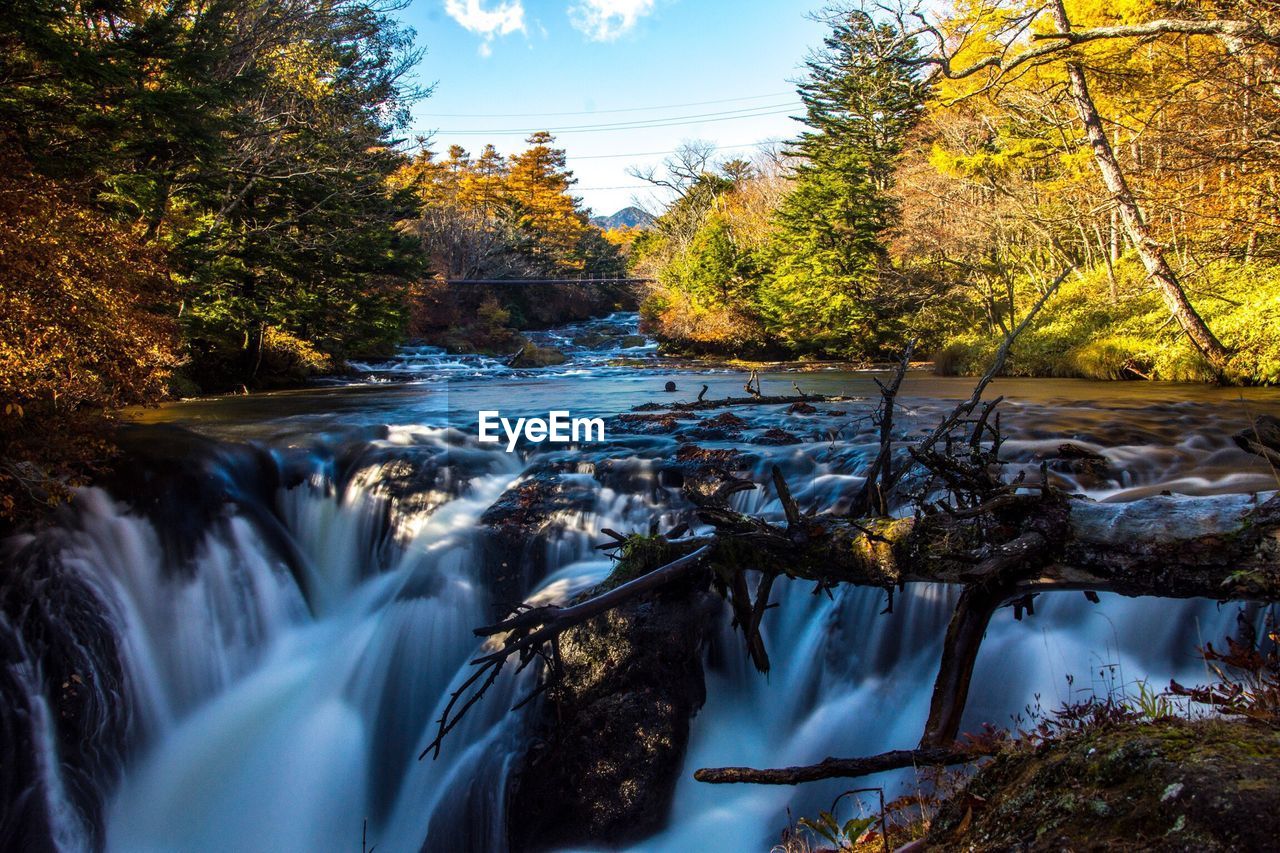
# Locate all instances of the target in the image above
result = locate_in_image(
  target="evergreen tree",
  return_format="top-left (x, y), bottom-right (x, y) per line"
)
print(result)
top-left (764, 8), bottom-right (928, 356)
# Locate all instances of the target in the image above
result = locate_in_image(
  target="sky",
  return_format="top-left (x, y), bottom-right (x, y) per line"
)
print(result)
top-left (394, 0), bottom-right (827, 216)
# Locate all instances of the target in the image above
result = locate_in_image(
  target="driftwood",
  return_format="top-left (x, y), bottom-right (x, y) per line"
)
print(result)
top-left (637, 394), bottom-right (861, 413)
top-left (424, 271), bottom-right (1280, 790)
top-left (693, 746), bottom-right (990, 785)
top-left (1235, 414), bottom-right (1280, 472)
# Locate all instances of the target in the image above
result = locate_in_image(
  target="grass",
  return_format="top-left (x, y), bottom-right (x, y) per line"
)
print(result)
top-left (933, 256), bottom-right (1280, 384)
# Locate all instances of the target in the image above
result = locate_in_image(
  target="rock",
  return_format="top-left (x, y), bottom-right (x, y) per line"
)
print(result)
top-left (0, 541), bottom-right (131, 851)
top-left (1235, 414), bottom-right (1280, 468)
top-left (621, 335), bottom-right (647, 349)
top-left (103, 425), bottom-right (285, 571)
top-left (478, 468), bottom-right (598, 602)
top-left (506, 568), bottom-right (718, 851)
top-left (682, 412), bottom-right (748, 442)
top-left (1038, 442), bottom-right (1119, 489)
top-left (927, 718), bottom-right (1280, 851)
top-left (613, 412), bottom-right (692, 435)
top-left (336, 434), bottom-right (505, 545)
top-left (664, 381), bottom-right (678, 392)
top-left (508, 345), bottom-right (568, 368)
top-left (786, 401), bottom-right (818, 415)
top-left (572, 331), bottom-right (609, 349)
top-left (751, 427), bottom-right (803, 446)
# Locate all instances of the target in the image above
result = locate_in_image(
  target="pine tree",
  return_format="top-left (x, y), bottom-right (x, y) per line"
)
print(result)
top-left (764, 8), bottom-right (928, 356)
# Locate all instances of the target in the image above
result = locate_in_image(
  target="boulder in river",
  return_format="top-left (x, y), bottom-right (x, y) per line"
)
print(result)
top-left (479, 467), bottom-right (598, 602)
top-left (506, 563), bottom-right (718, 851)
top-left (508, 345), bottom-right (568, 368)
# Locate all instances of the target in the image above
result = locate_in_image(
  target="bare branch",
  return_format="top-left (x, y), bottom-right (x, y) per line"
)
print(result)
top-left (694, 745), bottom-right (991, 785)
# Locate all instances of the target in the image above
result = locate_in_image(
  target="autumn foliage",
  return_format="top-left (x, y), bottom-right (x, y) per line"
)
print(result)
top-left (636, 1), bottom-right (1280, 379)
top-left (0, 155), bottom-right (178, 524)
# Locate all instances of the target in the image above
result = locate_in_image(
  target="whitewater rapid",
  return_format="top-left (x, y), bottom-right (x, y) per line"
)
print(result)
top-left (3, 313), bottom-right (1278, 852)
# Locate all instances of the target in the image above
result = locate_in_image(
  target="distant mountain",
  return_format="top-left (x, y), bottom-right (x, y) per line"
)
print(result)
top-left (591, 206), bottom-right (655, 231)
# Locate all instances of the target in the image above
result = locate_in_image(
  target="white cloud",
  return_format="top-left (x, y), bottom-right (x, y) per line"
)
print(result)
top-left (568, 0), bottom-right (656, 41)
top-left (444, 0), bottom-right (525, 53)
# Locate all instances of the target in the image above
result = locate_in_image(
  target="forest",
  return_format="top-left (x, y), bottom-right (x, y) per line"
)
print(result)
top-left (634, 0), bottom-right (1280, 385)
top-left (7, 0), bottom-right (1280, 524)
top-left (0, 0), bottom-right (625, 523)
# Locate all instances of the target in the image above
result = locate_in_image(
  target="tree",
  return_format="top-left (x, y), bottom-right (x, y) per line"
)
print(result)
top-left (0, 155), bottom-right (179, 524)
top-left (762, 7), bottom-right (930, 356)
top-left (396, 133), bottom-right (625, 281)
top-left (887, 0), bottom-right (1274, 370)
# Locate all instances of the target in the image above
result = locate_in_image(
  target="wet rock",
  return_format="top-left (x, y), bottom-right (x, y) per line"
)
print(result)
top-left (0, 541), bottom-right (130, 851)
top-left (102, 425), bottom-right (284, 570)
top-left (1039, 442), bottom-right (1119, 490)
top-left (613, 412), bottom-right (696, 435)
top-left (1234, 414), bottom-right (1280, 467)
top-left (572, 331), bottom-right (609, 349)
top-left (681, 412), bottom-right (748, 442)
top-left (336, 434), bottom-right (504, 544)
top-left (621, 335), bottom-right (648, 349)
top-left (787, 401), bottom-right (818, 415)
top-left (751, 427), bottom-right (803, 446)
top-left (508, 345), bottom-right (568, 368)
top-left (928, 718), bottom-right (1280, 851)
top-left (506, 569), bottom-right (718, 851)
top-left (479, 468), bottom-right (598, 602)
top-left (675, 445), bottom-right (742, 466)
top-left (666, 444), bottom-right (750, 505)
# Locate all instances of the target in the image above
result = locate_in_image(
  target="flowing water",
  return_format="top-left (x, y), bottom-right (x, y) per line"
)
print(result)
top-left (4, 313), bottom-right (1279, 852)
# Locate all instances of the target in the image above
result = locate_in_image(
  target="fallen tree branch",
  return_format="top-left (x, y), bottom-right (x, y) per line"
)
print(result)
top-left (850, 339), bottom-right (915, 517)
top-left (1032, 18), bottom-right (1280, 49)
top-left (693, 745), bottom-right (990, 785)
top-left (635, 394), bottom-right (860, 413)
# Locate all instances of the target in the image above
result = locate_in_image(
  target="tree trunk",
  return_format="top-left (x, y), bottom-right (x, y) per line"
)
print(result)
top-left (1048, 0), bottom-right (1232, 371)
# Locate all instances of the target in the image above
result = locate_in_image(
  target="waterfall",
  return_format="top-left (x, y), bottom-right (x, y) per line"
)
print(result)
top-left (3, 316), bottom-right (1275, 852)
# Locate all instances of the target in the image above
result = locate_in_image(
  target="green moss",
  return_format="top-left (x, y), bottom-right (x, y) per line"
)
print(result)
top-left (597, 534), bottom-right (677, 592)
top-left (928, 718), bottom-right (1280, 850)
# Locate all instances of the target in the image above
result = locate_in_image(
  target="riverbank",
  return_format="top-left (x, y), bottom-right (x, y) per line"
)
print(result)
top-left (636, 259), bottom-right (1280, 387)
top-left (925, 716), bottom-right (1280, 851)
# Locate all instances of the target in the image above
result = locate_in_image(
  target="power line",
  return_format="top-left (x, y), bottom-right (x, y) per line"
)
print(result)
top-left (433, 104), bottom-right (800, 136)
top-left (420, 91), bottom-right (795, 118)
top-left (568, 141), bottom-right (777, 161)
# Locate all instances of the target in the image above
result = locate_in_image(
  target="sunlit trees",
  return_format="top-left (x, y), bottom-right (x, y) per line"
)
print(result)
top-left (637, 8), bottom-right (934, 359)
top-left (398, 133), bottom-right (625, 281)
top-left (634, 0), bottom-right (1279, 379)
top-left (1, 0), bottom-right (423, 389)
top-left (0, 157), bottom-right (179, 524)
top-left (888, 0), bottom-right (1280, 373)
top-left (0, 0), bottom-right (425, 519)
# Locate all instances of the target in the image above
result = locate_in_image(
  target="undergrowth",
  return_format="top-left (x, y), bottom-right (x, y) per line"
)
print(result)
top-left (934, 257), bottom-right (1280, 384)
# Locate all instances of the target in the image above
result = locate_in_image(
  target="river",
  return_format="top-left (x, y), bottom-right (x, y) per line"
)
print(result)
top-left (3, 313), bottom-right (1278, 852)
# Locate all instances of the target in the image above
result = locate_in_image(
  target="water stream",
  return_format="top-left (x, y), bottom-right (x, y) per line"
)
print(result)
top-left (4, 313), bottom-right (1279, 852)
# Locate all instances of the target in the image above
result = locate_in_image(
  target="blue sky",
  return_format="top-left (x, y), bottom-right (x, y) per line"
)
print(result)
top-left (396, 1), bottom-right (826, 215)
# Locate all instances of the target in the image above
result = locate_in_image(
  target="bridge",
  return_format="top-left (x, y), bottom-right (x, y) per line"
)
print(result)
top-left (444, 277), bottom-right (653, 286)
